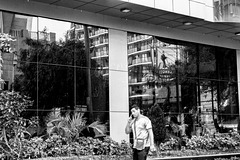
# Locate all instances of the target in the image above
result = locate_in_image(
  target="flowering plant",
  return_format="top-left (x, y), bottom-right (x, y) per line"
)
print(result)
top-left (0, 33), bottom-right (16, 53)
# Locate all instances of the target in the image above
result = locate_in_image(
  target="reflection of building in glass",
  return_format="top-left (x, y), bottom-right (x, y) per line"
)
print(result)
top-left (214, 0), bottom-right (240, 22)
top-left (2, 0), bottom-right (240, 145)
top-left (128, 33), bottom-right (178, 108)
top-left (29, 30), bottom-right (56, 42)
top-left (66, 24), bottom-right (109, 126)
top-left (128, 34), bottom-right (153, 101)
top-left (127, 32), bottom-right (239, 135)
top-left (0, 12), bottom-right (31, 90)
top-left (0, 12), bottom-right (56, 90)
top-left (67, 24), bottom-right (109, 78)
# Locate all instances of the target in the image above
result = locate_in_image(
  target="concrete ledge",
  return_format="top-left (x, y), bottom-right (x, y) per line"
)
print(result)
top-left (26, 155), bottom-right (132, 160)
top-left (152, 152), bottom-right (240, 160)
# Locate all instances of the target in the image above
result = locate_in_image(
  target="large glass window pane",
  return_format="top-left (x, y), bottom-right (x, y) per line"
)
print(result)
top-left (176, 42), bottom-right (198, 138)
top-left (128, 34), bottom-right (178, 113)
top-left (127, 32), bottom-right (239, 140)
top-left (0, 11), bottom-right (110, 137)
top-left (198, 45), bottom-right (218, 135)
top-left (64, 23), bottom-right (109, 125)
top-left (128, 33), bottom-right (182, 142)
top-left (216, 47), bottom-right (238, 132)
top-left (128, 33), bottom-right (153, 111)
top-left (0, 12), bottom-right (38, 91)
top-left (0, 12), bottom-right (39, 120)
top-left (37, 20), bottom-right (110, 129)
top-left (198, 80), bottom-right (218, 135)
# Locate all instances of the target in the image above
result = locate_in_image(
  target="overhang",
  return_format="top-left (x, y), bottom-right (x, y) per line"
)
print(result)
top-left (2, 0), bottom-right (240, 43)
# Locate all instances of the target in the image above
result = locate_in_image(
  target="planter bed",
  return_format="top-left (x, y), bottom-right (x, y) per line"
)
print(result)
top-left (25, 152), bottom-right (240, 160)
top-left (26, 155), bottom-right (132, 160)
top-left (149, 150), bottom-right (240, 160)
top-left (152, 153), bottom-right (240, 160)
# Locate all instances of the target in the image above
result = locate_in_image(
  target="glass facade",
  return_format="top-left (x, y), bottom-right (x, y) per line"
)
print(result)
top-left (128, 32), bottom-right (238, 138)
top-left (0, 11), bottom-right (109, 132)
top-left (0, 8), bottom-right (239, 142)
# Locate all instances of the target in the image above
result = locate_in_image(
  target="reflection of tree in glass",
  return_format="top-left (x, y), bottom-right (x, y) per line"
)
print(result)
top-left (14, 38), bottom-right (108, 126)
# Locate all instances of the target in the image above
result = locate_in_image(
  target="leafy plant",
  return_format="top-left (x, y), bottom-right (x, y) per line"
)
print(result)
top-left (155, 132), bottom-right (240, 158)
top-left (0, 33), bottom-right (16, 53)
top-left (46, 108), bottom-right (107, 139)
top-left (157, 131), bottom-right (240, 153)
top-left (0, 91), bottom-right (33, 159)
top-left (9, 135), bottom-right (132, 159)
top-left (85, 121), bottom-right (107, 138)
top-left (46, 108), bottom-right (86, 139)
top-left (185, 133), bottom-right (240, 150)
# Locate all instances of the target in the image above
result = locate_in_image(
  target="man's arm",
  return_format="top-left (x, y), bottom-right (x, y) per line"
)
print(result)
top-left (148, 128), bottom-right (155, 147)
top-left (147, 125), bottom-right (156, 152)
top-left (125, 117), bottom-right (133, 134)
top-left (125, 122), bottom-right (132, 134)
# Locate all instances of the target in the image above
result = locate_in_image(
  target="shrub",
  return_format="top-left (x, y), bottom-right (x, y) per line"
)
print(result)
top-left (0, 93), bottom-right (131, 159)
top-left (215, 157), bottom-right (240, 160)
top-left (157, 131), bottom-right (240, 153)
top-left (185, 133), bottom-right (240, 150)
top-left (147, 103), bottom-right (166, 145)
top-left (17, 135), bottom-right (132, 159)
top-left (0, 91), bottom-right (33, 159)
top-left (158, 137), bottom-right (179, 151)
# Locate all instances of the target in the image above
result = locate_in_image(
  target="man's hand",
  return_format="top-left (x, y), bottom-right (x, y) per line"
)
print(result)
top-left (125, 115), bottom-right (134, 134)
top-left (127, 115), bottom-right (134, 125)
top-left (150, 145), bottom-right (156, 152)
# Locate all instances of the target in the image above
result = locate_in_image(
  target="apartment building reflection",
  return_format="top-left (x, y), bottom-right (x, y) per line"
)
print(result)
top-left (0, 12), bottom-right (56, 90)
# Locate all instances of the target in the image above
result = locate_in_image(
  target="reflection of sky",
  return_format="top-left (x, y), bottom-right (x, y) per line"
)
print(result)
top-left (32, 17), bottom-right (71, 41)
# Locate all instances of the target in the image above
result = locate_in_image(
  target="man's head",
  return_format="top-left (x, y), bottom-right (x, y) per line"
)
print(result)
top-left (130, 104), bottom-right (141, 118)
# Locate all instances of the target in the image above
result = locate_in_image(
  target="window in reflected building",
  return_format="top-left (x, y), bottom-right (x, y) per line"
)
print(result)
top-left (0, 10), bottom-right (109, 138)
top-left (127, 32), bottom-right (239, 140)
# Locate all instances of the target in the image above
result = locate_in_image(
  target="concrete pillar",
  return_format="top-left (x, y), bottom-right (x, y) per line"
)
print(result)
top-left (108, 29), bottom-right (129, 142)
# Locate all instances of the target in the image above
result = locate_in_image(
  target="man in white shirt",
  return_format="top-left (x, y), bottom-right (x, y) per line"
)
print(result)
top-left (125, 104), bottom-right (156, 160)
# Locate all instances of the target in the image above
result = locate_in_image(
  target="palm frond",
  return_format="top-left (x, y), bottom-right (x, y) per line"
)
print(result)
top-left (70, 112), bottom-right (86, 129)
top-left (89, 121), bottom-right (107, 136)
top-left (46, 108), bottom-right (61, 124)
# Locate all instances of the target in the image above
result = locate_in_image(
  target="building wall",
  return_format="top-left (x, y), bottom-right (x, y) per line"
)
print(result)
top-left (0, 0), bottom-right (238, 50)
top-left (1, 0), bottom-right (240, 142)
top-left (122, 0), bottom-right (214, 21)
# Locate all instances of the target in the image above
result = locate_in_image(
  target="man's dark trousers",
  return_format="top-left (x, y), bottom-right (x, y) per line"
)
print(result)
top-left (133, 147), bottom-right (150, 160)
